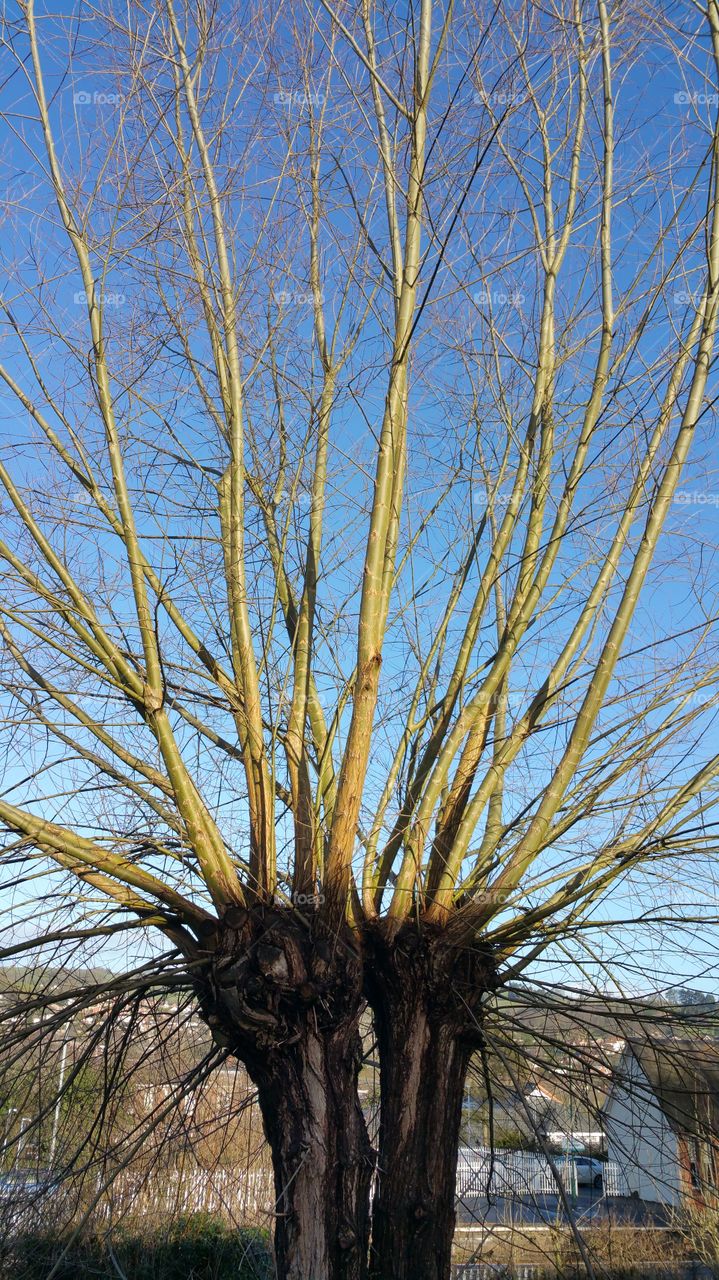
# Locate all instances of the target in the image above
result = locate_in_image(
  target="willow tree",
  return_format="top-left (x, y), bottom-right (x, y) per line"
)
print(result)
top-left (1, 0), bottom-right (719, 1274)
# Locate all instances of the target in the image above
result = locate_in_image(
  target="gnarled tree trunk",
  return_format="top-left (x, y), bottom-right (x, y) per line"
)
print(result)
top-left (364, 922), bottom-right (495, 1280)
top-left (195, 906), bottom-right (374, 1280)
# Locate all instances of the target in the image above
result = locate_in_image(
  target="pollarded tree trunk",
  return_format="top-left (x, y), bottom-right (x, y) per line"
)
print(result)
top-left (364, 922), bottom-right (496, 1280)
top-left (194, 906), bottom-right (374, 1280)
top-left (249, 1017), bottom-right (372, 1280)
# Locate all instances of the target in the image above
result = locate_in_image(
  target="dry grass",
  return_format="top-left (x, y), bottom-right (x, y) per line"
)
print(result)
top-left (453, 1222), bottom-right (696, 1277)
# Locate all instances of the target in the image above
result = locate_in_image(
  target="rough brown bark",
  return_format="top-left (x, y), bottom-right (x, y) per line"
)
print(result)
top-left (364, 921), bottom-right (495, 1280)
top-left (195, 906), bottom-right (373, 1280)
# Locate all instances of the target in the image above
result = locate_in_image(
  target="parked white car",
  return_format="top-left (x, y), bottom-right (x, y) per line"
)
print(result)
top-left (570, 1156), bottom-right (604, 1188)
top-left (551, 1155), bottom-right (605, 1190)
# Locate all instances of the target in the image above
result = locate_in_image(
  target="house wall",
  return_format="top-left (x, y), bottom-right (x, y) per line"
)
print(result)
top-left (603, 1050), bottom-right (682, 1205)
top-left (677, 1131), bottom-right (719, 1209)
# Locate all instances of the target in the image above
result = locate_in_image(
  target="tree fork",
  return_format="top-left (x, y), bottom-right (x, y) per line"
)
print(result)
top-left (195, 906), bottom-right (374, 1280)
top-left (364, 921), bottom-right (496, 1280)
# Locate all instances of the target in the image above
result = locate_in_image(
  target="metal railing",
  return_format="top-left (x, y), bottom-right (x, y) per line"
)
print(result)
top-left (452, 1266), bottom-right (542, 1279)
top-left (456, 1147), bottom-right (625, 1199)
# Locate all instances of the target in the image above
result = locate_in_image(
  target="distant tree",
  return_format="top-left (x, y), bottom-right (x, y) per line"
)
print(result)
top-left (674, 989), bottom-right (718, 1006)
top-left (2, 0), bottom-right (719, 1276)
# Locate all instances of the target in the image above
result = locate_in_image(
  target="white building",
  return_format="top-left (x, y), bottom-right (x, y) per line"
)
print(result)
top-left (603, 1038), bottom-right (719, 1207)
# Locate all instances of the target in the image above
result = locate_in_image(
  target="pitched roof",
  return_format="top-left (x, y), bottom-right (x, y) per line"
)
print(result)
top-left (624, 1038), bottom-right (719, 1140)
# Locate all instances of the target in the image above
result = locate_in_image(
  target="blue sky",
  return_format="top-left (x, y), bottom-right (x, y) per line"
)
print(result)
top-left (1, 0), bottom-right (719, 1000)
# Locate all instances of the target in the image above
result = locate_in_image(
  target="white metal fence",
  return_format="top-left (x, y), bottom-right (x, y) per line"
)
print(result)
top-left (93, 1163), bottom-right (275, 1226)
top-left (92, 1150), bottom-right (630, 1222)
top-left (452, 1269), bottom-right (714, 1280)
top-left (456, 1148), bottom-right (625, 1199)
top-left (457, 1147), bottom-right (574, 1198)
top-left (602, 1160), bottom-right (630, 1196)
top-left (4, 1149), bottom-right (629, 1237)
top-left (452, 1268), bottom-right (542, 1280)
